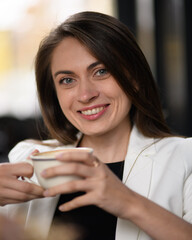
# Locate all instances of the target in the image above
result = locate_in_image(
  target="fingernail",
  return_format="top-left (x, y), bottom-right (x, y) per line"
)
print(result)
top-left (43, 190), bottom-right (49, 197)
top-left (55, 153), bottom-right (64, 159)
top-left (59, 205), bottom-right (65, 211)
top-left (41, 170), bottom-right (47, 177)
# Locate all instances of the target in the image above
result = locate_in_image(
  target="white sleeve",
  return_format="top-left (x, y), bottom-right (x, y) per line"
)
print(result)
top-left (0, 140), bottom-right (58, 218)
top-left (183, 173), bottom-right (192, 223)
top-left (8, 140), bottom-right (57, 164)
top-left (182, 138), bottom-right (192, 223)
top-left (8, 140), bottom-right (59, 184)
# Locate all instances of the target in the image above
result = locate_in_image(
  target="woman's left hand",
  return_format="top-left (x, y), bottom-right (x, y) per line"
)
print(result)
top-left (41, 150), bottom-right (192, 240)
top-left (42, 150), bottom-right (133, 218)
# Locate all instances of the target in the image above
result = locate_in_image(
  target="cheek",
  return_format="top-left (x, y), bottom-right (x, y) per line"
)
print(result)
top-left (119, 94), bottom-right (132, 114)
top-left (56, 92), bottom-right (77, 122)
top-left (56, 91), bottom-right (69, 113)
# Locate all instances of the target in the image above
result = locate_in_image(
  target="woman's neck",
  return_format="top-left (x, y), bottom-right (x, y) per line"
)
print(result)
top-left (79, 122), bottom-right (132, 163)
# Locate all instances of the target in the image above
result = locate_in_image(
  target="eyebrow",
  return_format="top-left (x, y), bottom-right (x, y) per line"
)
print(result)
top-left (53, 61), bottom-right (101, 78)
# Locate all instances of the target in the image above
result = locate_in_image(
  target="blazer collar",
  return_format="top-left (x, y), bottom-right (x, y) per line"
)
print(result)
top-left (122, 125), bottom-right (158, 186)
top-left (116, 126), bottom-right (159, 240)
top-left (126, 125), bottom-right (157, 157)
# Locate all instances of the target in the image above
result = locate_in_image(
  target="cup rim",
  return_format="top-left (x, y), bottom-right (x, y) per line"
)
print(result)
top-left (30, 147), bottom-right (93, 161)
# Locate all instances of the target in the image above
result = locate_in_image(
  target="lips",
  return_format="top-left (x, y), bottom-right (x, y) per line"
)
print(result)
top-left (81, 106), bottom-right (105, 115)
top-left (77, 104), bottom-right (109, 118)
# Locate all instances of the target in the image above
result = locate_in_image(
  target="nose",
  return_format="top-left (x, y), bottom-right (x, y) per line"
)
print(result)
top-left (77, 80), bottom-right (100, 103)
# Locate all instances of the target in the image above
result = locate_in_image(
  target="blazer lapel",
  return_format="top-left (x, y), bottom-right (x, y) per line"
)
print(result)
top-left (123, 125), bottom-right (157, 195)
top-left (116, 126), bottom-right (157, 240)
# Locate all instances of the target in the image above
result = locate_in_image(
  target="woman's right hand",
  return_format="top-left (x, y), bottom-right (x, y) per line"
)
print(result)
top-left (0, 162), bottom-right (44, 206)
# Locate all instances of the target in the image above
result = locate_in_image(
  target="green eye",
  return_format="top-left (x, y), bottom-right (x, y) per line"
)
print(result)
top-left (96, 69), bottom-right (108, 76)
top-left (60, 78), bottom-right (74, 85)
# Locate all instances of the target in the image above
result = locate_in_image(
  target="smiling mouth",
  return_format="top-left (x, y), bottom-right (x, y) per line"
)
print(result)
top-left (78, 105), bottom-right (109, 116)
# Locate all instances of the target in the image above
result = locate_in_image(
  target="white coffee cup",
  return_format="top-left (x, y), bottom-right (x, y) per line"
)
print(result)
top-left (29, 147), bottom-right (93, 189)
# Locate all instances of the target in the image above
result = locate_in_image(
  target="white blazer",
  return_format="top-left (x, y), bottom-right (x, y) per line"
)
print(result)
top-left (1, 126), bottom-right (192, 240)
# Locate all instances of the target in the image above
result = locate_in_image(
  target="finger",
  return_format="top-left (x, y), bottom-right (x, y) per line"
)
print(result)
top-left (58, 193), bottom-right (94, 212)
top-left (43, 178), bottom-right (91, 197)
top-left (0, 162), bottom-right (34, 178)
top-left (56, 151), bottom-right (96, 167)
top-left (0, 197), bottom-right (24, 206)
top-left (0, 187), bottom-right (43, 205)
top-left (1, 177), bottom-right (44, 197)
top-left (41, 162), bottom-right (96, 179)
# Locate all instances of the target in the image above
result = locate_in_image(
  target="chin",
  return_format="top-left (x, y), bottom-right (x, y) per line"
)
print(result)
top-left (81, 128), bottom-right (111, 137)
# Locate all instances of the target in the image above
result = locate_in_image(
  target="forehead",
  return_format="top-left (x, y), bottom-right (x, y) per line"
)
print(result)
top-left (51, 37), bottom-right (96, 62)
top-left (51, 37), bottom-right (98, 72)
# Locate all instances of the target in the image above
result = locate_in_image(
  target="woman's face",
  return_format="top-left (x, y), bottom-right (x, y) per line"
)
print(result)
top-left (51, 37), bottom-right (132, 137)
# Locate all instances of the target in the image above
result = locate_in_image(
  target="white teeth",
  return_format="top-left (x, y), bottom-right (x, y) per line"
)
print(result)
top-left (81, 107), bottom-right (104, 115)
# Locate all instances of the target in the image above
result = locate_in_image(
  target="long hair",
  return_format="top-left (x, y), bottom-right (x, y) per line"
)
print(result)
top-left (35, 11), bottom-right (171, 144)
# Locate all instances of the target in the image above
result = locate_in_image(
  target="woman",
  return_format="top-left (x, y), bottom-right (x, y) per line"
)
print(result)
top-left (0, 11), bottom-right (192, 240)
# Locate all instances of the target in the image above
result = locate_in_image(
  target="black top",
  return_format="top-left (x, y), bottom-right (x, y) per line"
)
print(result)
top-left (51, 161), bottom-right (124, 240)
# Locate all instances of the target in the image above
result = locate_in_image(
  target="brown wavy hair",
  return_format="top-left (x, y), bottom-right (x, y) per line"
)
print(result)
top-left (35, 11), bottom-right (171, 144)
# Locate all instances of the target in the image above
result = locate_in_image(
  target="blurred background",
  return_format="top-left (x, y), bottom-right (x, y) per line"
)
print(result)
top-left (0, 0), bottom-right (191, 162)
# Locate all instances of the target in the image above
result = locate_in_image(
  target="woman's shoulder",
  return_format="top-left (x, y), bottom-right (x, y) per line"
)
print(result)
top-left (155, 135), bottom-right (192, 152)
top-left (154, 135), bottom-right (192, 161)
top-left (154, 136), bottom-right (192, 177)
top-left (8, 139), bottom-right (74, 164)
